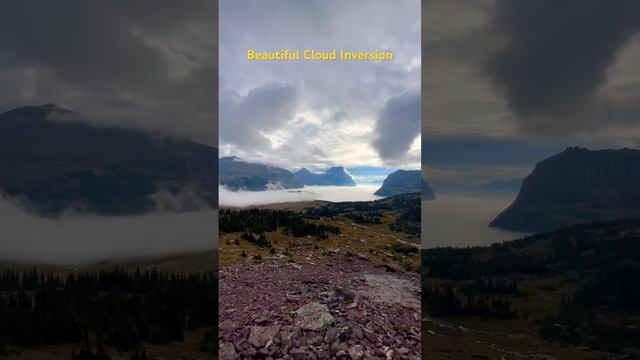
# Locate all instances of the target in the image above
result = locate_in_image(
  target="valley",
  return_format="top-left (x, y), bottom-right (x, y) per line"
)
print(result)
top-left (218, 193), bottom-right (421, 359)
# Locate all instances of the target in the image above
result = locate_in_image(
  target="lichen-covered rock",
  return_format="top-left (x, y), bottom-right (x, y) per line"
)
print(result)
top-left (348, 344), bottom-right (364, 359)
top-left (295, 302), bottom-right (335, 331)
top-left (247, 325), bottom-right (281, 348)
top-left (219, 342), bottom-right (239, 360)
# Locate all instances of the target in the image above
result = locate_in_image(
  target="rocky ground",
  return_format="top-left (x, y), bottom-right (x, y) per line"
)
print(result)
top-left (218, 254), bottom-right (421, 359)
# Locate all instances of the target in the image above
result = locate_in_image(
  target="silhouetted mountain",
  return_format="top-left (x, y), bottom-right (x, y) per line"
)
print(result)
top-left (219, 157), bottom-right (302, 191)
top-left (491, 147), bottom-right (640, 232)
top-left (422, 177), bottom-right (436, 201)
top-left (374, 170), bottom-right (430, 198)
top-left (0, 104), bottom-right (218, 216)
top-left (294, 166), bottom-right (356, 186)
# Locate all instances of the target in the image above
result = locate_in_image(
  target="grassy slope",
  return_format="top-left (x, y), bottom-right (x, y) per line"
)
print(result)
top-left (423, 219), bottom-right (640, 359)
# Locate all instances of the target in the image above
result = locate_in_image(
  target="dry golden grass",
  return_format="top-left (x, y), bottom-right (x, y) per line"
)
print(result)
top-left (219, 213), bottom-right (420, 271)
top-left (423, 275), bottom-right (608, 360)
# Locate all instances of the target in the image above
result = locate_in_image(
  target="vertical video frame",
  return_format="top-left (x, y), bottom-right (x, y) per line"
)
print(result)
top-left (218, 1), bottom-right (422, 359)
top-left (422, 1), bottom-right (640, 359)
top-left (0, 1), bottom-right (218, 359)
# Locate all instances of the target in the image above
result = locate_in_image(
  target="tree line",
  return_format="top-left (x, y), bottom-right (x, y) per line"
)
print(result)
top-left (0, 268), bottom-right (216, 358)
top-left (220, 208), bottom-right (340, 238)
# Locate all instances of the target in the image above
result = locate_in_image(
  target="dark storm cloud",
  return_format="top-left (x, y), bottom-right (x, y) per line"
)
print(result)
top-left (373, 91), bottom-right (421, 164)
top-left (0, 0), bottom-right (217, 144)
top-left (484, 0), bottom-right (640, 135)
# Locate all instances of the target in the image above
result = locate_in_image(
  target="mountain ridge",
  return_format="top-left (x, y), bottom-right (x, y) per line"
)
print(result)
top-left (374, 169), bottom-right (434, 199)
top-left (0, 104), bottom-right (218, 216)
top-left (219, 156), bottom-right (303, 191)
top-left (490, 147), bottom-right (640, 232)
top-left (294, 166), bottom-right (356, 186)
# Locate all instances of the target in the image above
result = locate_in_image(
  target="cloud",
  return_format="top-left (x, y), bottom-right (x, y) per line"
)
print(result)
top-left (219, 185), bottom-right (381, 207)
top-left (373, 91), bottom-right (421, 163)
top-left (422, 0), bottom-right (640, 146)
top-left (219, 0), bottom-right (420, 168)
top-left (0, 196), bottom-right (217, 265)
top-left (220, 82), bottom-right (299, 150)
top-left (0, 0), bottom-right (217, 144)
top-left (484, 0), bottom-right (640, 135)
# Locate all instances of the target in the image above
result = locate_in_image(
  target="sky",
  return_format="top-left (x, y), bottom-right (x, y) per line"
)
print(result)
top-left (423, 0), bottom-right (640, 196)
top-left (0, 0), bottom-right (217, 145)
top-left (219, 0), bottom-right (421, 171)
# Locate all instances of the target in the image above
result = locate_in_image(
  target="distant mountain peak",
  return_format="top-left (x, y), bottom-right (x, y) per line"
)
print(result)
top-left (294, 165), bottom-right (356, 186)
top-left (0, 104), bottom-right (218, 216)
top-left (220, 156), bottom-right (244, 162)
top-left (374, 169), bottom-right (425, 197)
top-left (1, 103), bottom-right (75, 120)
top-left (219, 157), bottom-right (302, 191)
top-left (491, 147), bottom-right (640, 233)
top-left (326, 166), bottom-right (349, 174)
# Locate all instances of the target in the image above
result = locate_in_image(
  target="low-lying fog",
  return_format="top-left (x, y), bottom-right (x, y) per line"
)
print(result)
top-left (219, 185), bottom-right (382, 207)
top-left (0, 197), bottom-right (217, 266)
top-left (422, 194), bottom-right (530, 248)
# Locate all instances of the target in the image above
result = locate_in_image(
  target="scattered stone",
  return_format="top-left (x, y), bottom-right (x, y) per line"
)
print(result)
top-left (355, 253), bottom-right (369, 261)
top-left (324, 326), bottom-right (344, 343)
top-left (219, 319), bottom-right (236, 331)
top-left (219, 254), bottom-right (421, 359)
top-left (335, 286), bottom-right (356, 302)
top-left (248, 325), bottom-right (281, 348)
top-left (384, 263), bottom-right (404, 273)
top-left (295, 302), bottom-right (335, 331)
top-left (351, 324), bottom-right (363, 340)
top-left (348, 344), bottom-right (364, 359)
top-left (219, 342), bottom-right (239, 360)
top-left (290, 346), bottom-right (310, 360)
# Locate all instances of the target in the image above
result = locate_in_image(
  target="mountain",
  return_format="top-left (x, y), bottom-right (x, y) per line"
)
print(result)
top-left (219, 156), bottom-right (302, 191)
top-left (294, 166), bottom-right (356, 186)
top-left (422, 177), bottom-right (436, 201)
top-left (490, 147), bottom-right (640, 232)
top-left (0, 104), bottom-right (218, 216)
top-left (374, 170), bottom-right (430, 198)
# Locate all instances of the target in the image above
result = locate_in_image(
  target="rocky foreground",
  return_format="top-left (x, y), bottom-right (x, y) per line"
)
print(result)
top-left (218, 254), bottom-right (421, 359)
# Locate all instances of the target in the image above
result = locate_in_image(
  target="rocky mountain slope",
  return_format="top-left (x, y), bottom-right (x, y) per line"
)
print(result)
top-left (422, 177), bottom-right (436, 201)
top-left (491, 147), bottom-right (640, 232)
top-left (374, 170), bottom-right (433, 200)
top-left (294, 166), bottom-right (356, 186)
top-left (0, 103), bottom-right (218, 216)
top-left (219, 156), bottom-right (303, 191)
